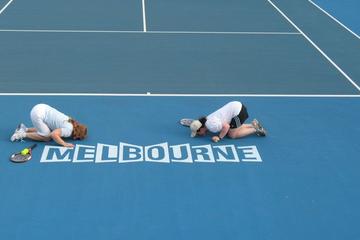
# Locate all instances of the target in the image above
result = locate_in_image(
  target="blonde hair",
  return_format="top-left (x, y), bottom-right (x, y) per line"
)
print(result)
top-left (69, 119), bottom-right (88, 140)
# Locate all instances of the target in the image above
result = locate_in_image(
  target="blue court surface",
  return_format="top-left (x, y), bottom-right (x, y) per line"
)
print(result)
top-left (1, 0), bottom-right (360, 239)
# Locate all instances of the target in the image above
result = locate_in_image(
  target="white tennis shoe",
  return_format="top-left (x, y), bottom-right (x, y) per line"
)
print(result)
top-left (19, 123), bottom-right (27, 131)
top-left (252, 119), bottom-right (267, 137)
top-left (10, 124), bottom-right (27, 142)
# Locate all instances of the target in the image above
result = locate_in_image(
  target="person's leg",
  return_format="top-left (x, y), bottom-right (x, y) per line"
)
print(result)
top-left (228, 105), bottom-right (267, 139)
top-left (26, 128), bottom-right (37, 132)
top-left (25, 132), bottom-right (51, 141)
top-left (227, 124), bottom-right (256, 138)
top-left (11, 104), bottom-right (52, 142)
top-left (29, 106), bottom-right (51, 141)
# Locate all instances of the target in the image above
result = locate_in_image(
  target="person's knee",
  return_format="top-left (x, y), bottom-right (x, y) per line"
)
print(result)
top-left (39, 136), bottom-right (51, 142)
top-left (43, 136), bottom-right (52, 141)
top-left (26, 132), bottom-right (51, 142)
top-left (227, 132), bottom-right (236, 139)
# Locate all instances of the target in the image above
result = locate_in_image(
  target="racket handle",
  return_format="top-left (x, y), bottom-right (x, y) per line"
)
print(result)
top-left (28, 144), bottom-right (37, 150)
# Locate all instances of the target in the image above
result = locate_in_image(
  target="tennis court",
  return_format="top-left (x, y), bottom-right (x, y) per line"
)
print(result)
top-left (0, 0), bottom-right (359, 239)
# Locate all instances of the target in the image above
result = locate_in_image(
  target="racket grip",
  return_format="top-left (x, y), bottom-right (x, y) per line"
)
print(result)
top-left (28, 144), bottom-right (37, 150)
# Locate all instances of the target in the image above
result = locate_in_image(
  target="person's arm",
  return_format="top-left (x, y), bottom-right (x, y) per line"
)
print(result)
top-left (51, 129), bottom-right (74, 148)
top-left (212, 123), bottom-right (230, 142)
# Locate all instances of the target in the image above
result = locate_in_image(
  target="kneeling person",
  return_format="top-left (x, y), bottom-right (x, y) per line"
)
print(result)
top-left (11, 103), bottom-right (87, 148)
top-left (190, 101), bottom-right (266, 142)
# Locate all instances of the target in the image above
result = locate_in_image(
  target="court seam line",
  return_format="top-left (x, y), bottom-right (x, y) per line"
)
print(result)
top-left (308, 0), bottom-right (360, 40)
top-left (0, 0), bottom-right (14, 15)
top-left (142, 0), bottom-right (147, 32)
top-left (0, 93), bottom-right (359, 98)
top-left (267, 0), bottom-right (360, 92)
top-left (0, 29), bottom-right (301, 35)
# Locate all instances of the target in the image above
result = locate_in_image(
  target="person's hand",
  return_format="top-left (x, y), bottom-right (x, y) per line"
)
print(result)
top-left (63, 143), bottom-right (75, 148)
top-left (212, 136), bottom-right (220, 143)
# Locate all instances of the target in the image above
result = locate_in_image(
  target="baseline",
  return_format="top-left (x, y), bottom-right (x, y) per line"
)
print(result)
top-left (0, 93), bottom-right (359, 98)
top-left (0, 29), bottom-right (300, 35)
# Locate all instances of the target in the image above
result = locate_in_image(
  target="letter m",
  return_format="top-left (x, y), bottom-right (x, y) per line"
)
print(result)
top-left (40, 145), bottom-right (73, 163)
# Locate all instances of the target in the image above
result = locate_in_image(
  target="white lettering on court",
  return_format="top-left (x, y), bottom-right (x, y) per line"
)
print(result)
top-left (40, 142), bottom-right (264, 164)
top-left (238, 146), bottom-right (262, 162)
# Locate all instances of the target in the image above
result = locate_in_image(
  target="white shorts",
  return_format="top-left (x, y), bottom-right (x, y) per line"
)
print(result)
top-left (30, 104), bottom-right (51, 137)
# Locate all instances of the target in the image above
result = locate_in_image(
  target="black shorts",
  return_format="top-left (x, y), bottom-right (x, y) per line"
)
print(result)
top-left (229, 105), bottom-right (249, 129)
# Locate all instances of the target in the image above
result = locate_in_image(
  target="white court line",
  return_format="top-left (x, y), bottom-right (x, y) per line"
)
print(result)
top-left (267, 0), bottom-right (360, 93)
top-left (0, 0), bottom-right (14, 15)
top-left (0, 29), bottom-right (301, 35)
top-left (0, 93), bottom-right (359, 98)
top-left (142, 0), bottom-right (147, 32)
top-left (148, 31), bottom-right (301, 35)
top-left (308, 0), bottom-right (360, 40)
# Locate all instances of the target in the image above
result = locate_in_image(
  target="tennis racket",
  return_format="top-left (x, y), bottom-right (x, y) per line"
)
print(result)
top-left (179, 118), bottom-right (194, 127)
top-left (10, 144), bottom-right (37, 163)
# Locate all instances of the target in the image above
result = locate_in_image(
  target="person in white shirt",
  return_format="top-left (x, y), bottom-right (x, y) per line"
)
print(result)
top-left (190, 101), bottom-right (266, 142)
top-left (10, 103), bottom-right (87, 148)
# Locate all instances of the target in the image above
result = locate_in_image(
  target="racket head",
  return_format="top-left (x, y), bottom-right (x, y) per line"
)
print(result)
top-left (10, 143), bottom-right (37, 163)
top-left (10, 153), bottom-right (32, 163)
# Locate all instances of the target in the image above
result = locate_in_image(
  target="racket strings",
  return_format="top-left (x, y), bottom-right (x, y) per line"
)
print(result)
top-left (11, 153), bottom-right (31, 163)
